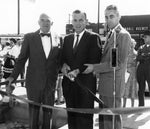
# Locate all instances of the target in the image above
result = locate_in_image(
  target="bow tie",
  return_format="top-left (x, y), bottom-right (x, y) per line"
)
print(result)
top-left (40, 33), bottom-right (51, 37)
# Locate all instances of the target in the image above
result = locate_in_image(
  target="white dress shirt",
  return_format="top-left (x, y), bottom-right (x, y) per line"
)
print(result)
top-left (40, 31), bottom-right (51, 58)
top-left (73, 30), bottom-right (85, 48)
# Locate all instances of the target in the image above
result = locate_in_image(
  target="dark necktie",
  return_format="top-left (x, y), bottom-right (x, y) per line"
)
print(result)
top-left (103, 31), bottom-right (112, 53)
top-left (40, 33), bottom-right (51, 37)
top-left (108, 31), bottom-right (112, 39)
top-left (73, 34), bottom-right (79, 53)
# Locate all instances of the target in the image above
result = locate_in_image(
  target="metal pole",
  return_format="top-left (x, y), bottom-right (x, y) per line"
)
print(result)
top-left (17, 0), bottom-right (20, 35)
top-left (112, 30), bottom-right (117, 129)
top-left (98, 2), bottom-right (103, 129)
top-left (97, 0), bottom-right (100, 34)
top-left (112, 68), bottom-right (116, 129)
top-left (68, 14), bottom-right (71, 24)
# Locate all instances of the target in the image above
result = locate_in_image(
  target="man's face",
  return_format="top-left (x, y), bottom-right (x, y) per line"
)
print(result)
top-left (72, 13), bottom-right (87, 34)
top-left (38, 14), bottom-right (52, 33)
top-left (105, 9), bottom-right (120, 30)
top-left (143, 35), bottom-right (150, 44)
top-left (9, 40), bottom-right (15, 47)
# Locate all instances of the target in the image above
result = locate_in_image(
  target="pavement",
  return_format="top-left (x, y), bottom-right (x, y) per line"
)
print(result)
top-left (60, 97), bottom-right (150, 129)
top-left (0, 86), bottom-right (150, 129)
top-left (59, 95), bottom-right (150, 129)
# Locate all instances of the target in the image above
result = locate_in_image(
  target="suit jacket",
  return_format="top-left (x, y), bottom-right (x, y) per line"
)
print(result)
top-left (10, 30), bottom-right (61, 100)
top-left (94, 24), bottom-right (132, 97)
top-left (62, 30), bottom-right (102, 92)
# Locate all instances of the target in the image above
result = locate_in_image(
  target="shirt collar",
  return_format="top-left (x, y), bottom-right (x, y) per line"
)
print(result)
top-left (111, 24), bottom-right (120, 33)
top-left (74, 29), bottom-right (85, 38)
top-left (39, 30), bottom-right (51, 34)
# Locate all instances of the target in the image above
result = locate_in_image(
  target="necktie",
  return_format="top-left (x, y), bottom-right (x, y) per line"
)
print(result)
top-left (40, 33), bottom-right (51, 37)
top-left (73, 34), bottom-right (79, 53)
top-left (107, 31), bottom-right (112, 39)
top-left (103, 31), bottom-right (112, 50)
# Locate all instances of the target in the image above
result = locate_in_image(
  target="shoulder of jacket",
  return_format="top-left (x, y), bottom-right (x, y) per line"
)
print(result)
top-left (117, 28), bottom-right (131, 40)
top-left (64, 33), bottom-right (74, 38)
top-left (84, 30), bottom-right (100, 38)
top-left (24, 32), bottom-right (35, 37)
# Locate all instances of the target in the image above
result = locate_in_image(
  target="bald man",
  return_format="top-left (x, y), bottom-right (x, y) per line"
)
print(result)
top-left (6, 13), bottom-right (61, 129)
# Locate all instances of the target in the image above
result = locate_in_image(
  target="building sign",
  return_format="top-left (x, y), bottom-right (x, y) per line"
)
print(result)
top-left (124, 26), bottom-right (149, 34)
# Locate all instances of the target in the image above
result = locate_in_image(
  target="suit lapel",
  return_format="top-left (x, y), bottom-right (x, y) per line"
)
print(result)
top-left (69, 34), bottom-right (74, 54)
top-left (47, 32), bottom-right (61, 60)
top-left (77, 31), bottom-right (87, 47)
top-left (103, 34), bottom-right (114, 54)
top-left (35, 31), bottom-right (47, 59)
top-left (73, 31), bottom-right (87, 55)
top-left (47, 35), bottom-right (53, 59)
top-left (48, 32), bottom-right (60, 58)
top-left (103, 25), bottom-right (122, 54)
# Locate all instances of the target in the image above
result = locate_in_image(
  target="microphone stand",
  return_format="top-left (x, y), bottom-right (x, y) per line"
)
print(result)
top-left (111, 30), bottom-right (118, 129)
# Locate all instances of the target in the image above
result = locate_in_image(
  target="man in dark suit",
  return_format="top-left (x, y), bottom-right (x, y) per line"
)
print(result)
top-left (84, 5), bottom-right (132, 129)
top-left (6, 13), bottom-right (61, 129)
top-left (61, 10), bottom-right (102, 129)
top-left (136, 30), bottom-right (150, 106)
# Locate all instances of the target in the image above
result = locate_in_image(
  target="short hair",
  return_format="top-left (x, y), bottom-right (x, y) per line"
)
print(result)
top-left (72, 10), bottom-right (87, 19)
top-left (39, 13), bottom-right (53, 23)
top-left (10, 38), bottom-right (16, 44)
top-left (105, 5), bottom-right (120, 16)
top-left (143, 30), bottom-right (150, 36)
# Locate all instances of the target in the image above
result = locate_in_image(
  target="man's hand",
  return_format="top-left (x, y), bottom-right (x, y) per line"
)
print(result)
top-left (83, 64), bottom-right (94, 74)
top-left (5, 77), bottom-right (14, 94)
top-left (67, 69), bottom-right (80, 81)
top-left (61, 63), bottom-right (71, 76)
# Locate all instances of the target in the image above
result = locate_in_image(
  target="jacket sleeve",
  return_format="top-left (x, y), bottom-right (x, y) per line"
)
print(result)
top-left (79, 34), bottom-right (102, 73)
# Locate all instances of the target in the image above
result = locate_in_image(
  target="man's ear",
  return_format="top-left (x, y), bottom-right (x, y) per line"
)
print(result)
top-left (86, 19), bottom-right (89, 25)
top-left (51, 22), bottom-right (53, 26)
top-left (38, 20), bottom-right (40, 26)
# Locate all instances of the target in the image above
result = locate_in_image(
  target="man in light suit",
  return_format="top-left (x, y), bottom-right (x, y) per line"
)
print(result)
top-left (84, 5), bottom-right (132, 129)
top-left (61, 10), bottom-right (102, 129)
top-left (6, 13), bottom-right (61, 129)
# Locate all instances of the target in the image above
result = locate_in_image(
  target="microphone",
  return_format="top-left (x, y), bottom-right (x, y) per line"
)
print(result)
top-left (110, 47), bottom-right (118, 68)
top-left (110, 29), bottom-right (118, 68)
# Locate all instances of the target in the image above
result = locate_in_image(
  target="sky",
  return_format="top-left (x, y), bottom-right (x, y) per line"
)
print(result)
top-left (0, 0), bottom-right (150, 35)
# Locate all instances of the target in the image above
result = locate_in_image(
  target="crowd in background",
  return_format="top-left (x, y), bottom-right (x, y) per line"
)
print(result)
top-left (0, 38), bottom-right (23, 81)
top-left (0, 38), bottom-right (24, 103)
top-left (123, 30), bottom-right (150, 108)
